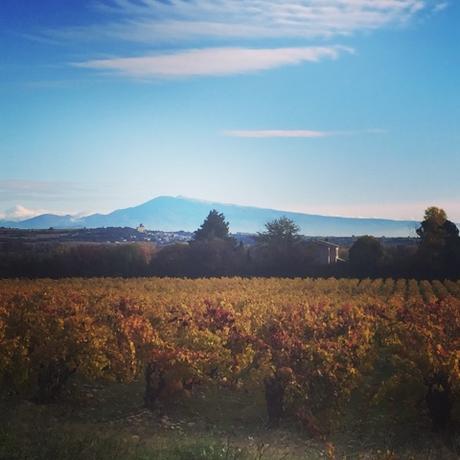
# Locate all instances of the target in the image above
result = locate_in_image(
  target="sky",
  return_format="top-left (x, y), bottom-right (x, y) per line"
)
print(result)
top-left (1, 0), bottom-right (459, 222)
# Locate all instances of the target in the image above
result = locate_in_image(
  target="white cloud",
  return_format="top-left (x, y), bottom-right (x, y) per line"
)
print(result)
top-left (36, 0), bottom-right (448, 45)
top-left (74, 46), bottom-right (351, 78)
top-left (225, 130), bottom-right (331, 138)
top-left (224, 128), bottom-right (386, 138)
top-left (433, 2), bottom-right (449, 12)
top-left (38, 1), bottom-right (447, 80)
top-left (54, 0), bottom-right (446, 43)
top-left (0, 205), bottom-right (49, 222)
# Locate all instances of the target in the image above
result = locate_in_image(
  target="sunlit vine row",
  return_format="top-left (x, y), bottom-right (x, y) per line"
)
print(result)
top-left (0, 277), bottom-right (459, 434)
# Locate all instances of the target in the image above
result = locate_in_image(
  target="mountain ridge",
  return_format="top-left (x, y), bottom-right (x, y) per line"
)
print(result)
top-left (0, 196), bottom-right (419, 237)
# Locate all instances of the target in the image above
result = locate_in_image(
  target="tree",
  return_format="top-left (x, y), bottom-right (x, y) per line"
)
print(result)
top-left (416, 207), bottom-right (458, 242)
top-left (254, 217), bottom-right (304, 276)
top-left (193, 210), bottom-right (232, 242)
top-left (348, 236), bottom-right (384, 276)
top-left (256, 217), bottom-right (301, 247)
top-left (415, 207), bottom-right (460, 278)
top-left (188, 239), bottom-right (244, 276)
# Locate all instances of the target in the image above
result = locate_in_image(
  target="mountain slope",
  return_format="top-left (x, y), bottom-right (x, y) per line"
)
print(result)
top-left (4, 214), bottom-right (84, 230)
top-left (1, 196), bottom-right (419, 237)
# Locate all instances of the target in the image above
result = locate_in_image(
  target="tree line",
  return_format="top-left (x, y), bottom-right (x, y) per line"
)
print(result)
top-left (0, 206), bottom-right (459, 279)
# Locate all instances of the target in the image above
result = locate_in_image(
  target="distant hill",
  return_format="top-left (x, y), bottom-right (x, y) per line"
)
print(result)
top-left (0, 196), bottom-right (419, 237)
top-left (2, 214), bottom-right (83, 230)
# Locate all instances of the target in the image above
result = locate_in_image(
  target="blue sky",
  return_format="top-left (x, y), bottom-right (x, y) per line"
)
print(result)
top-left (1, 0), bottom-right (459, 222)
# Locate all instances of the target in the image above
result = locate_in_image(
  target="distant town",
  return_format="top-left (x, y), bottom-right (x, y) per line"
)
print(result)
top-left (0, 224), bottom-right (418, 249)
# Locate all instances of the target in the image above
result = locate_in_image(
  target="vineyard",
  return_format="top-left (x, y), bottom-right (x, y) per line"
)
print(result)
top-left (1, 277), bottom-right (460, 458)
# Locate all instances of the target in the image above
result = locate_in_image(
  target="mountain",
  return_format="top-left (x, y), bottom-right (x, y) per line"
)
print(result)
top-left (1, 196), bottom-right (419, 237)
top-left (0, 214), bottom-right (84, 230)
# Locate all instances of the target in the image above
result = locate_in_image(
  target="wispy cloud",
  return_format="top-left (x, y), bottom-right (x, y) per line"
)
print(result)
top-left (28, 1), bottom-right (447, 81)
top-left (224, 128), bottom-right (386, 138)
top-left (294, 200), bottom-right (460, 222)
top-left (74, 46), bottom-right (352, 78)
top-left (58, 0), bottom-right (446, 43)
top-left (30, 0), bottom-right (447, 45)
top-left (433, 2), bottom-right (449, 12)
top-left (0, 180), bottom-right (87, 200)
top-left (225, 130), bottom-right (331, 138)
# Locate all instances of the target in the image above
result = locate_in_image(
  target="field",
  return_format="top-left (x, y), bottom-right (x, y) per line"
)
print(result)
top-left (1, 278), bottom-right (460, 459)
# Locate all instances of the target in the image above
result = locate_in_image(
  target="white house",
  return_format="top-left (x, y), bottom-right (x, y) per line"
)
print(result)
top-left (308, 240), bottom-right (340, 265)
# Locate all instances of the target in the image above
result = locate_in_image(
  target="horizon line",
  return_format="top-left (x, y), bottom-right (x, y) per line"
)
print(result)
top-left (0, 194), bottom-right (431, 225)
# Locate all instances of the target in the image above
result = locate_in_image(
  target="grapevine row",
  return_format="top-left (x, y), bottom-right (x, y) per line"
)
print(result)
top-left (0, 277), bottom-right (459, 434)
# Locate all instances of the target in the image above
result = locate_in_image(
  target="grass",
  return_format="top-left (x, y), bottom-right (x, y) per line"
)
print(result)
top-left (0, 428), bottom-right (256, 460)
top-left (0, 380), bottom-right (459, 460)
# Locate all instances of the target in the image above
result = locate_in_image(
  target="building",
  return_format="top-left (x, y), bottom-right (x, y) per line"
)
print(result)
top-left (308, 240), bottom-right (340, 265)
top-left (136, 223), bottom-right (146, 233)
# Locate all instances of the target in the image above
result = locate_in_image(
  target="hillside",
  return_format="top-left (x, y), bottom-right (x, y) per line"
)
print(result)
top-left (1, 196), bottom-right (418, 237)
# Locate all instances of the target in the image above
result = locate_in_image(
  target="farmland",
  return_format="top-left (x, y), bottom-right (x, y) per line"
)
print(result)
top-left (1, 277), bottom-right (459, 459)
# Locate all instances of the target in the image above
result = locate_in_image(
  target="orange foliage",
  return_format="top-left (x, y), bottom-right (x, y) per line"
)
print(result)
top-left (0, 277), bottom-right (459, 431)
